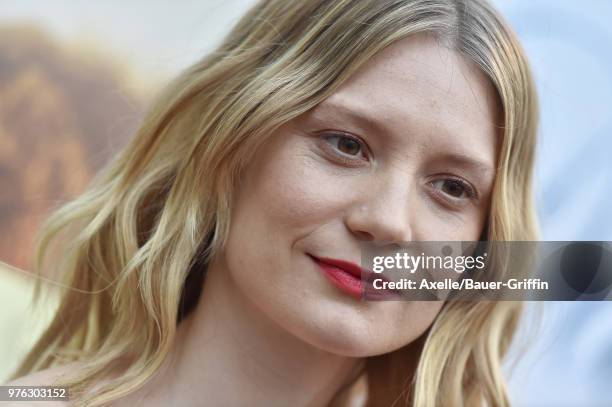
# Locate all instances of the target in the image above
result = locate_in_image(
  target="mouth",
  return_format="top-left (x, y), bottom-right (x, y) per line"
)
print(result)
top-left (307, 254), bottom-right (401, 300)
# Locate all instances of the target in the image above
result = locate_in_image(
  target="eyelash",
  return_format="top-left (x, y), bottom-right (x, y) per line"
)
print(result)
top-left (318, 131), bottom-right (478, 202)
top-left (428, 177), bottom-right (478, 202)
top-left (318, 131), bottom-right (369, 165)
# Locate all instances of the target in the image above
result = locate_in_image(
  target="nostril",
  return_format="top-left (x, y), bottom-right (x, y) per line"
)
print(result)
top-left (388, 242), bottom-right (403, 251)
top-left (353, 230), bottom-right (374, 241)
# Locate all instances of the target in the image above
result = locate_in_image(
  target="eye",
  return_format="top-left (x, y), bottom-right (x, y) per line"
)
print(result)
top-left (430, 178), bottom-right (477, 200)
top-left (321, 133), bottom-right (367, 159)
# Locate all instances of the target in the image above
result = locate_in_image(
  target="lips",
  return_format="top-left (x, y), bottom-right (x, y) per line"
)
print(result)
top-left (308, 254), bottom-right (400, 300)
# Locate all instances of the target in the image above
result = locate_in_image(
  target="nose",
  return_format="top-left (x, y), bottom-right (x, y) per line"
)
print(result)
top-left (344, 177), bottom-right (413, 245)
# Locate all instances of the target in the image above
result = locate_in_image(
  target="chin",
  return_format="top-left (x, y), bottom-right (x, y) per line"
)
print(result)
top-left (286, 304), bottom-right (411, 358)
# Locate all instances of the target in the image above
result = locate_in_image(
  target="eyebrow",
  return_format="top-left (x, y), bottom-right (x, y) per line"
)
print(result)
top-left (434, 152), bottom-right (496, 177)
top-left (310, 98), bottom-right (388, 136)
top-left (309, 98), bottom-right (496, 175)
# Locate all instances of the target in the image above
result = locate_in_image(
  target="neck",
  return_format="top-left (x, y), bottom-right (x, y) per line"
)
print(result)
top-left (137, 254), bottom-right (363, 406)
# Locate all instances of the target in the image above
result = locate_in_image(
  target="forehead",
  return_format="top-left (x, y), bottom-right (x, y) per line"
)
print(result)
top-left (322, 33), bottom-right (500, 162)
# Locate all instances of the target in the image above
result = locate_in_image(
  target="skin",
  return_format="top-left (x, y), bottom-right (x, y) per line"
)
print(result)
top-left (216, 32), bottom-right (499, 358)
top-left (4, 33), bottom-right (500, 406)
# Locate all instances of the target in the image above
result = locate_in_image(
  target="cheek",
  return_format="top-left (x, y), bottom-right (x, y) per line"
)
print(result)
top-left (235, 139), bottom-right (355, 238)
top-left (413, 207), bottom-right (487, 242)
top-left (222, 136), bottom-right (351, 293)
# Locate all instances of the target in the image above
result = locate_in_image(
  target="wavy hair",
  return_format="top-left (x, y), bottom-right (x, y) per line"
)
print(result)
top-left (11, 0), bottom-right (538, 405)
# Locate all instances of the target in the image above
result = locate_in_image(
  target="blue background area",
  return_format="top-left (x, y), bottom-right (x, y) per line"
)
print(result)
top-left (492, 1), bottom-right (612, 405)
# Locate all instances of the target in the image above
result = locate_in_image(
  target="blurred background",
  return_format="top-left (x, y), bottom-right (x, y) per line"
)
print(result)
top-left (0, 1), bottom-right (610, 405)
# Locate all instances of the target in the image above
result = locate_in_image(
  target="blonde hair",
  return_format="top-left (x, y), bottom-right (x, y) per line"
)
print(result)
top-left (11, 0), bottom-right (538, 405)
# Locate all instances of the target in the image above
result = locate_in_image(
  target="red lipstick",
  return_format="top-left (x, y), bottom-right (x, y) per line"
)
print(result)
top-left (308, 254), bottom-right (399, 300)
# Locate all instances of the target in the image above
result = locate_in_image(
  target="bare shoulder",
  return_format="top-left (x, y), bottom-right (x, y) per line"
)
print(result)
top-left (1, 362), bottom-right (84, 407)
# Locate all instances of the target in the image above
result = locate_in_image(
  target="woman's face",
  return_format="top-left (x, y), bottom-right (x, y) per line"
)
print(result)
top-left (222, 34), bottom-right (499, 357)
